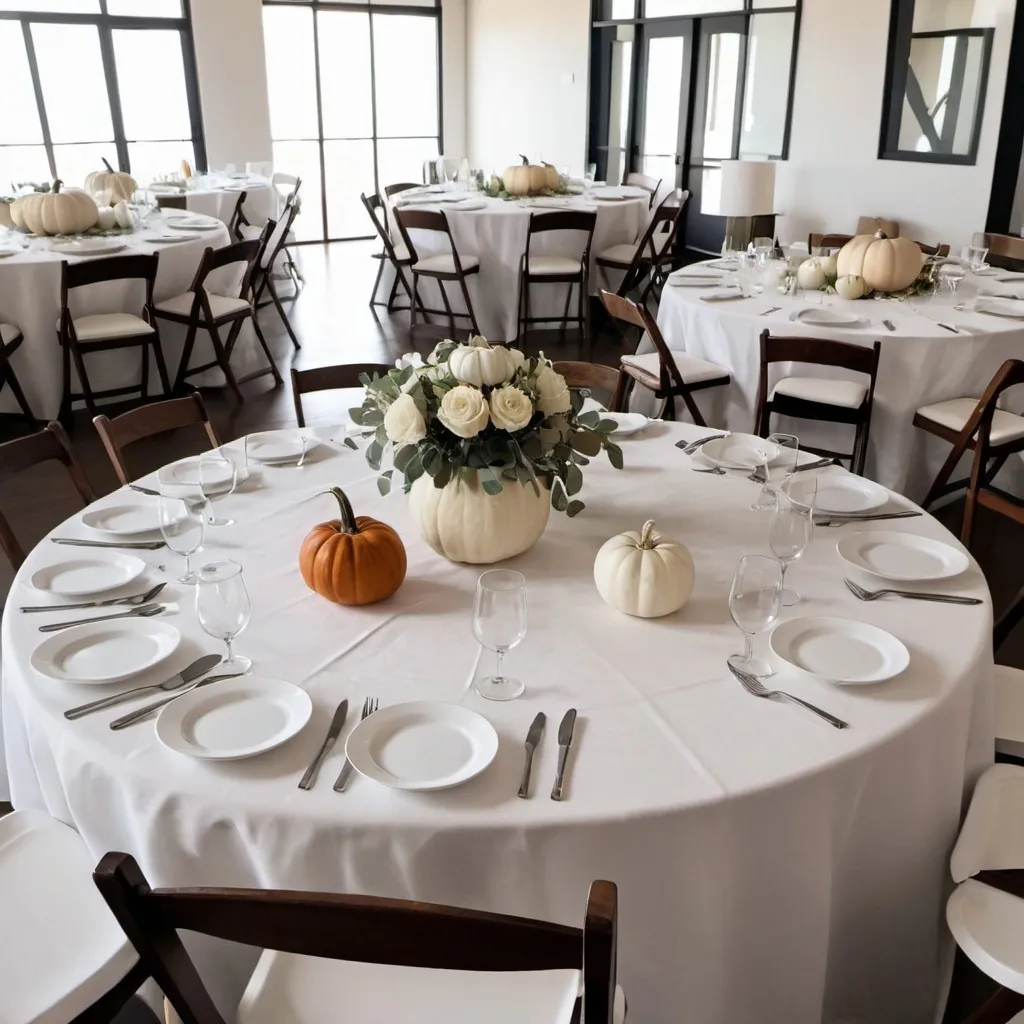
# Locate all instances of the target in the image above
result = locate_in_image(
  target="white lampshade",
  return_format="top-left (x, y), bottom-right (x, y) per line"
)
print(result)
top-left (707, 160), bottom-right (776, 217)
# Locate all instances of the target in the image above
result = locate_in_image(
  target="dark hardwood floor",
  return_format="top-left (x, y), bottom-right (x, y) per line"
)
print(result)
top-left (0, 239), bottom-right (1020, 1022)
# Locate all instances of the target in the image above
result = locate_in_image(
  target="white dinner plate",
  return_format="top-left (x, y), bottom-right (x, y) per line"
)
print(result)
top-left (668, 274), bottom-right (723, 288)
top-left (813, 477), bottom-right (890, 515)
top-left (601, 411), bottom-right (649, 437)
top-left (145, 233), bottom-right (198, 244)
top-left (700, 433), bottom-right (781, 470)
top-left (836, 530), bottom-right (970, 582)
top-left (790, 307), bottom-right (863, 327)
top-left (81, 502), bottom-right (166, 537)
top-left (345, 701), bottom-right (499, 791)
top-left (0, 249), bottom-right (17, 259)
top-left (770, 616), bottom-right (909, 685)
top-left (705, 258), bottom-right (738, 271)
top-left (245, 431), bottom-right (317, 465)
top-left (449, 199), bottom-right (487, 211)
top-left (29, 554), bottom-right (147, 598)
top-left (159, 456), bottom-right (250, 493)
top-left (49, 239), bottom-right (127, 257)
top-left (156, 676), bottom-right (312, 761)
top-left (31, 618), bottom-right (181, 685)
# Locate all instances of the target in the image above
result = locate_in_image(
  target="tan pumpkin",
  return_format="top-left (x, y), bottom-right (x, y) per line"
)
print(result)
top-left (85, 158), bottom-right (138, 206)
top-left (0, 202), bottom-right (12, 230)
top-left (299, 486), bottom-right (406, 605)
top-left (10, 181), bottom-right (98, 236)
top-left (502, 155), bottom-right (561, 196)
top-left (836, 231), bottom-right (924, 293)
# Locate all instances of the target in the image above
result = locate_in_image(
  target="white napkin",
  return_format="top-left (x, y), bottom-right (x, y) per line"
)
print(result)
top-left (978, 286), bottom-right (1024, 300)
top-left (700, 287), bottom-right (744, 303)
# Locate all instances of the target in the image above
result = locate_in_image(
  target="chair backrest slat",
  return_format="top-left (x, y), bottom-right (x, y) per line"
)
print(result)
top-left (291, 362), bottom-right (392, 428)
top-left (394, 208), bottom-right (457, 267)
top-left (228, 190), bottom-right (249, 242)
top-left (600, 290), bottom-right (681, 393)
top-left (384, 182), bottom-right (420, 199)
top-left (552, 360), bottom-right (622, 397)
top-left (807, 233), bottom-right (853, 251)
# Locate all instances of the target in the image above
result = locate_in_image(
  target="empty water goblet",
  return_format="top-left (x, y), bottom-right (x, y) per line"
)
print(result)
top-left (728, 554), bottom-right (784, 677)
top-left (752, 433), bottom-right (799, 510)
top-left (472, 569), bottom-right (528, 701)
top-left (194, 560), bottom-right (252, 673)
top-left (769, 475), bottom-right (818, 606)
top-left (939, 262), bottom-right (967, 297)
top-left (158, 492), bottom-right (205, 584)
top-left (199, 453), bottom-right (237, 527)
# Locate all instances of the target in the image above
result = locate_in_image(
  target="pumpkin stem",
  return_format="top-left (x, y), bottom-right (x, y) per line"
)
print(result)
top-left (519, 154), bottom-right (529, 165)
top-left (874, 230), bottom-right (888, 240)
top-left (102, 157), bottom-right (115, 173)
top-left (52, 179), bottom-right (62, 194)
top-left (324, 486), bottom-right (359, 534)
top-left (639, 520), bottom-right (658, 549)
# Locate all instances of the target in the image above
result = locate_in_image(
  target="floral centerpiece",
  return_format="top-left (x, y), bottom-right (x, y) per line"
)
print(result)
top-left (349, 336), bottom-right (623, 564)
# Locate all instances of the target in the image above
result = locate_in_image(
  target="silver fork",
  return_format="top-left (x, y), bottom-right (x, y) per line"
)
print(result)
top-left (760, 306), bottom-right (781, 316)
top-left (38, 603), bottom-right (165, 633)
top-left (727, 662), bottom-right (848, 729)
top-left (843, 577), bottom-right (982, 605)
top-left (675, 433), bottom-right (727, 453)
top-left (21, 581), bottom-right (166, 614)
top-left (692, 466), bottom-right (726, 475)
top-left (333, 696), bottom-right (378, 792)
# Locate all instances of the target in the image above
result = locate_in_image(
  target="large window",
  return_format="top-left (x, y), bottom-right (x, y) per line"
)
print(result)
top-left (262, 0), bottom-right (442, 242)
top-left (0, 1), bottom-right (204, 191)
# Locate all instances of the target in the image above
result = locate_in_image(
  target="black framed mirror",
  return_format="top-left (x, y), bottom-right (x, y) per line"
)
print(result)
top-left (880, 0), bottom-right (994, 165)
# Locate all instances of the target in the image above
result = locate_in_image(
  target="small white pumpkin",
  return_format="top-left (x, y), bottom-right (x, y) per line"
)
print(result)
top-left (834, 274), bottom-right (867, 301)
top-left (113, 200), bottom-right (135, 230)
top-left (836, 231), bottom-right (924, 293)
top-left (448, 335), bottom-right (518, 387)
top-left (594, 520), bottom-right (694, 619)
top-left (10, 180), bottom-right (98, 236)
top-left (85, 158), bottom-right (138, 206)
top-left (96, 206), bottom-right (117, 230)
top-left (796, 258), bottom-right (827, 292)
top-left (820, 252), bottom-right (839, 284)
top-left (502, 155), bottom-right (560, 196)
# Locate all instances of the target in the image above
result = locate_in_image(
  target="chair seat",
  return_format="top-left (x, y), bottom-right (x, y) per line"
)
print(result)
top-left (59, 313), bottom-right (154, 342)
top-left (996, 664), bottom-right (1024, 758)
top-left (155, 291), bottom-right (251, 319)
top-left (947, 878), bottom-right (1024, 995)
top-left (414, 253), bottom-right (480, 274)
top-left (621, 350), bottom-right (730, 386)
top-left (771, 377), bottom-right (868, 410)
top-left (598, 242), bottom-right (644, 266)
top-left (525, 255), bottom-right (583, 275)
top-left (238, 950), bottom-right (626, 1024)
top-left (916, 397), bottom-right (1024, 445)
top-left (1, 810), bottom-right (137, 1024)
top-left (1, 322), bottom-right (21, 345)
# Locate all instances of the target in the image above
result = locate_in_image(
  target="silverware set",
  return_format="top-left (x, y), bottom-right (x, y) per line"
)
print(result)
top-left (515, 708), bottom-right (578, 800)
top-left (38, 603), bottom-right (168, 632)
top-left (21, 581), bottom-right (166, 613)
top-left (882, 319), bottom-right (896, 332)
top-left (50, 537), bottom-right (165, 550)
top-left (748, 456), bottom-right (836, 484)
top-left (843, 577), bottom-right (982, 605)
top-left (296, 696), bottom-right (379, 792)
top-left (936, 321), bottom-right (959, 334)
top-left (728, 662), bottom-right (848, 729)
top-left (760, 306), bottom-right (781, 317)
top-left (110, 670), bottom-right (243, 730)
top-left (129, 483), bottom-right (160, 496)
top-left (675, 433), bottom-right (726, 454)
top-left (334, 697), bottom-right (378, 792)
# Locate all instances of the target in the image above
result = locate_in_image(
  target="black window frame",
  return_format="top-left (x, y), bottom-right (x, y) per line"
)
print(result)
top-left (0, 0), bottom-right (206, 182)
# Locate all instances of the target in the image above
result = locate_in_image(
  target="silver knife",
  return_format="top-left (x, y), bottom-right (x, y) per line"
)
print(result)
top-left (936, 321), bottom-right (959, 334)
top-left (882, 319), bottom-right (896, 332)
top-left (65, 653), bottom-right (221, 720)
top-left (51, 538), bottom-right (165, 550)
top-left (517, 712), bottom-right (546, 799)
top-left (550, 708), bottom-right (577, 802)
top-left (814, 510), bottom-right (922, 524)
top-left (109, 672), bottom-right (244, 729)
top-left (129, 484), bottom-right (160, 496)
top-left (298, 699), bottom-right (349, 790)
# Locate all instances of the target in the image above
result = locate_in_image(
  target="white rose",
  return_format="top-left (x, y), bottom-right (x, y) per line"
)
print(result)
top-left (438, 385), bottom-right (490, 438)
top-left (489, 385), bottom-right (534, 432)
top-left (383, 393), bottom-right (426, 446)
top-left (396, 351), bottom-right (424, 370)
top-left (534, 363), bottom-right (572, 415)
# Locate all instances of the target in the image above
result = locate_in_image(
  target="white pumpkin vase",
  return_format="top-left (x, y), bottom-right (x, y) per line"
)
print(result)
top-left (408, 472), bottom-right (550, 565)
top-left (836, 231), bottom-right (924, 293)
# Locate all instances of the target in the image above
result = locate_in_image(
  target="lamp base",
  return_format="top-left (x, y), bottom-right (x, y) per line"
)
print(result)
top-left (724, 214), bottom-right (777, 253)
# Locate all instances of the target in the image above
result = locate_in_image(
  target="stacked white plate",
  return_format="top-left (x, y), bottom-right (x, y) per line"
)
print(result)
top-left (163, 214), bottom-right (220, 231)
top-left (599, 412), bottom-right (649, 437)
top-left (975, 297), bottom-right (1024, 320)
top-left (668, 271), bottom-right (724, 288)
top-left (790, 308), bottom-right (863, 327)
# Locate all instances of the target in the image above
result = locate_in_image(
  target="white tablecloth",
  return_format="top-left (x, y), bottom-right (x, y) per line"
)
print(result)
top-left (2, 424), bottom-right (993, 1022)
top-left (155, 178), bottom-right (280, 230)
top-left (657, 271), bottom-right (1024, 498)
top-left (0, 215), bottom-right (264, 419)
top-left (391, 191), bottom-right (649, 341)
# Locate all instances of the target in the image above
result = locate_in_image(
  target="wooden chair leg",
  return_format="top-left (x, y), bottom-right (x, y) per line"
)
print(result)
top-left (393, 266), bottom-right (413, 313)
top-left (438, 280), bottom-right (456, 335)
top-left (609, 369), bottom-right (627, 413)
top-left (458, 273), bottom-right (481, 334)
top-left (139, 338), bottom-right (149, 402)
top-left (983, 452), bottom-right (1010, 487)
top-left (206, 322), bottom-right (245, 404)
top-left (68, 341), bottom-right (98, 419)
top-left (961, 445), bottom-right (986, 550)
top-left (0, 354), bottom-right (35, 426)
top-left (755, 399), bottom-right (770, 438)
top-left (411, 274), bottom-right (426, 328)
top-left (174, 320), bottom-right (200, 393)
top-left (852, 419), bottom-right (869, 476)
top-left (59, 339), bottom-right (73, 426)
top-left (679, 387), bottom-right (707, 428)
top-left (267, 277), bottom-right (300, 351)
top-left (150, 327), bottom-right (172, 398)
top-left (663, 393), bottom-right (677, 422)
top-left (249, 314), bottom-right (284, 387)
top-left (560, 280), bottom-right (573, 342)
top-left (369, 256), bottom-right (386, 307)
top-left (921, 434), bottom-right (972, 508)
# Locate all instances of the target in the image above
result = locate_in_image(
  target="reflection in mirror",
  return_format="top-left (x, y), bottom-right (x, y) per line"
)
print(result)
top-left (740, 13), bottom-right (796, 159)
top-left (606, 37), bottom-right (633, 185)
top-left (702, 32), bottom-right (742, 160)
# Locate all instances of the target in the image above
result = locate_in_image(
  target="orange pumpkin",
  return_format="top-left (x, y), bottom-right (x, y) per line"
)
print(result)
top-left (299, 487), bottom-right (407, 605)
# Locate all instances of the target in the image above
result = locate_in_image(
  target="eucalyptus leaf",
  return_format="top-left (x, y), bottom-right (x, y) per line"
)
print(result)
top-left (551, 483), bottom-right (569, 512)
top-left (570, 431), bottom-right (602, 457)
top-left (597, 418), bottom-right (620, 433)
top-left (365, 439), bottom-right (383, 471)
top-left (577, 410), bottom-right (601, 428)
top-left (405, 452), bottom-right (425, 486)
top-left (565, 462), bottom-right (583, 496)
top-left (606, 441), bottom-right (624, 470)
top-left (393, 444), bottom-right (417, 472)
top-left (566, 500), bottom-right (585, 518)
top-left (433, 461), bottom-right (453, 489)
top-left (343, 436), bottom-right (359, 450)
top-left (377, 474), bottom-right (392, 497)
top-left (361, 408), bottom-right (383, 427)
top-left (348, 407), bottom-right (365, 425)
top-left (481, 467), bottom-right (503, 496)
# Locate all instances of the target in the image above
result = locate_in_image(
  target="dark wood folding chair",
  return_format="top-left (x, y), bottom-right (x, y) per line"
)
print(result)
top-left (94, 852), bottom-right (620, 1024)
top-left (271, 174), bottom-right (305, 290)
top-left (595, 192), bottom-right (687, 305)
top-left (914, 241), bottom-right (950, 257)
top-left (624, 171), bottom-right (662, 209)
top-left (517, 210), bottom-right (596, 347)
top-left (755, 331), bottom-right (881, 475)
top-left (383, 182), bottom-right (421, 199)
top-left (395, 207), bottom-right (481, 337)
top-left (552, 360), bottom-right (626, 411)
top-left (228, 190), bottom-right (250, 242)
top-left (974, 232), bottom-right (1024, 272)
top-left (0, 320), bottom-right (36, 427)
top-left (152, 233), bottom-right (282, 403)
top-left (252, 199), bottom-right (303, 351)
top-left (291, 362), bottom-right (391, 428)
top-left (58, 253), bottom-right (171, 423)
top-left (92, 392), bottom-right (221, 487)
top-left (807, 233), bottom-right (853, 251)
top-left (361, 192), bottom-right (413, 315)
top-left (0, 421), bottom-right (95, 569)
top-left (155, 194), bottom-right (187, 211)
top-left (600, 290), bottom-right (730, 425)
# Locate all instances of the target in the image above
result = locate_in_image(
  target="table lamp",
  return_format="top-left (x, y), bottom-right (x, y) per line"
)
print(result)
top-left (707, 160), bottom-right (777, 252)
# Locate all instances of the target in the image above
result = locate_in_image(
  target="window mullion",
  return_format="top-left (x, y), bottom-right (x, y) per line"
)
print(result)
top-left (21, 20), bottom-right (56, 181)
top-left (312, 9), bottom-right (328, 240)
top-left (368, 11), bottom-right (380, 194)
top-left (98, 23), bottom-right (130, 172)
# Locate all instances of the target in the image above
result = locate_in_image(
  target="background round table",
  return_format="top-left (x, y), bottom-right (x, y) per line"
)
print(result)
top-left (2, 424), bottom-right (993, 1023)
top-left (154, 177), bottom-right (280, 229)
top-left (391, 190), bottom-right (650, 341)
top-left (656, 272), bottom-right (1024, 499)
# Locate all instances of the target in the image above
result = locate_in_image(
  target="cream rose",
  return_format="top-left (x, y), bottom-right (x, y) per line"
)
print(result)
top-left (438, 385), bottom-right (490, 438)
top-left (534, 363), bottom-right (572, 415)
top-left (383, 393), bottom-right (426, 446)
top-left (489, 385), bottom-right (534, 432)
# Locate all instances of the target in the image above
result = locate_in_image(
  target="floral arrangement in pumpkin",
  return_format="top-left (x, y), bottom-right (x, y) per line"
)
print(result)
top-left (484, 155), bottom-right (574, 201)
top-left (349, 336), bottom-right (623, 516)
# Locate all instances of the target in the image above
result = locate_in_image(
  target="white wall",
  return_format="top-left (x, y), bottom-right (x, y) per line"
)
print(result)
top-left (464, 0), bottom-right (590, 175)
top-left (774, 0), bottom-right (1016, 250)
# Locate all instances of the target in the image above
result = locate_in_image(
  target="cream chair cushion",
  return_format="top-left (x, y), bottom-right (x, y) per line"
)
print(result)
top-left (59, 313), bottom-right (154, 341)
top-left (621, 350), bottom-right (729, 385)
top-left (155, 292), bottom-right (251, 319)
top-left (946, 878), bottom-right (1024, 995)
top-left (414, 253), bottom-right (480, 274)
top-left (1, 323), bottom-right (21, 345)
top-left (771, 377), bottom-right (868, 409)
top-left (598, 243), bottom-right (639, 264)
top-left (996, 664), bottom-right (1024, 759)
top-left (916, 397), bottom-right (1024, 445)
top-left (525, 256), bottom-right (583, 275)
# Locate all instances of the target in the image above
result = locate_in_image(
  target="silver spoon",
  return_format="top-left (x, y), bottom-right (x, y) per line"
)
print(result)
top-left (21, 581), bottom-right (166, 614)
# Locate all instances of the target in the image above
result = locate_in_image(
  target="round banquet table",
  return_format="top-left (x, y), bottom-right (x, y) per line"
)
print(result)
top-left (390, 189), bottom-right (650, 341)
top-left (2, 424), bottom-right (993, 1023)
top-left (0, 213), bottom-right (267, 419)
top-left (656, 269), bottom-right (1024, 499)
top-left (153, 176), bottom-right (280, 229)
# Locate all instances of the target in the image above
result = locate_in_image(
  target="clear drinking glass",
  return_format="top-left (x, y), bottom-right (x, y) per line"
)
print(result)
top-left (961, 245), bottom-right (989, 273)
top-left (194, 560), bottom-right (252, 674)
top-left (734, 252), bottom-right (761, 297)
top-left (769, 475), bottom-right (818, 607)
top-left (728, 554), bottom-right (784, 677)
top-left (938, 262), bottom-right (967, 297)
top-left (158, 493), bottom-right (205, 583)
top-left (471, 569), bottom-right (528, 701)
top-left (752, 433), bottom-right (800, 510)
top-left (753, 236), bottom-right (774, 264)
top-left (199, 453), bottom-right (238, 527)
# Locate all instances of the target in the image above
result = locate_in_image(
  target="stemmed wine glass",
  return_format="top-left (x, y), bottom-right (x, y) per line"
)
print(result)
top-left (194, 560), bottom-right (252, 673)
top-left (157, 466), bottom-right (206, 583)
top-left (199, 453), bottom-right (238, 526)
top-left (752, 433), bottom-right (799, 511)
top-left (728, 554), bottom-right (784, 677)
top-left (769, 475), bottom-right (818, 606)
top-left (471, 569), bottom-right (528, 701)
